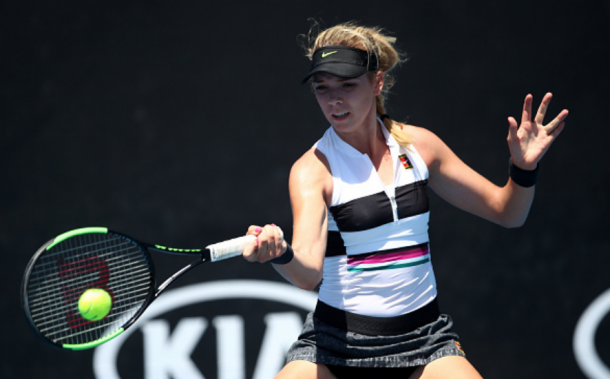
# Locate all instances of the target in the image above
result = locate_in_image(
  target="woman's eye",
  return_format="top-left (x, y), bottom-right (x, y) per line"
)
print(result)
top-left (342, 82), bottom-right (356, 89)
top-left (314, 86), bottom-right (327, 92)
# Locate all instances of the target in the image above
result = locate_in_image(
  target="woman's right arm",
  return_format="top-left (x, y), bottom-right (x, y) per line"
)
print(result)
top-left (243, 148), bottom-right (332, 291)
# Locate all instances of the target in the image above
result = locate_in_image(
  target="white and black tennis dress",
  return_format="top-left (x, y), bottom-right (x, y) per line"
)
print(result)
top-left (285, 122), bottom-right (465, 372)
top-left (318, 122), bottom-right (436, 317)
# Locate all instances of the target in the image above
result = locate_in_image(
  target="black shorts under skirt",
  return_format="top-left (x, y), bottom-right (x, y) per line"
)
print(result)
top-left (285, 299), bottom-right (466, 372)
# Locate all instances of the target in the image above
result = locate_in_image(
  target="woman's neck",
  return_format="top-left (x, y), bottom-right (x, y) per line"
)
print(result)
top-left (335, 108), bottom-right (384, 156)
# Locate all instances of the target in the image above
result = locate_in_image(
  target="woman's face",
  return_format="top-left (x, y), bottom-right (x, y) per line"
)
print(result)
top-left (312, 71), bottom-right (383, 134)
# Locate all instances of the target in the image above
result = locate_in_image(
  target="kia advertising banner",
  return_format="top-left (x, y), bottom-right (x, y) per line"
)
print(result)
top-left (2, 1), bottom-right (609, 379)
top-left (92, 280), bottom-right (317, 379)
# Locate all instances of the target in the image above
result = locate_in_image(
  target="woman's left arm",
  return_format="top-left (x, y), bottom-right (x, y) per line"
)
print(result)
top-left (418, 92), bottom-right (568, 228)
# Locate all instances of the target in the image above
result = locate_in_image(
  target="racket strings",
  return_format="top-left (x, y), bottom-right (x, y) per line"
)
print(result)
top-left (26, 239), bottom-right (135, 277)
top-left (27, 254), bottom-right (149, 306)
top-left (25, 233), bottom-right (153, 346)
top-left (30, 274), bottom-right (151, 331)
top-left (40, 290), bottom-right (150, 340)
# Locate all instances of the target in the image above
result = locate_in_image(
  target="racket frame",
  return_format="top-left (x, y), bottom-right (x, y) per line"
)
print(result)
top-left (22, 228), bottom-right (204, 350)
top-left (22, 227), bottom-right (259, 350)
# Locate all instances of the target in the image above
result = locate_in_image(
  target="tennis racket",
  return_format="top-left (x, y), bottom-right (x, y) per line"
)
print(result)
top-left (21, 226), bottom-right (270, 351)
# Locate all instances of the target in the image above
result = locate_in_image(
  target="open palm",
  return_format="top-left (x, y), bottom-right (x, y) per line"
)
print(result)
top-left (507, 93), bottom-right (569, 170)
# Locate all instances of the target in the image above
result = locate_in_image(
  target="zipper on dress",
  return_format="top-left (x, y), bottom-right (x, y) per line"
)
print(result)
top-left (363, 153), bottom-right (399, 222)
top-left (389, 194), bottom-right (399, 222)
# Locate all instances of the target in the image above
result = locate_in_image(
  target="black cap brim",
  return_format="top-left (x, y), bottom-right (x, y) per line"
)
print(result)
top-left (301, 63), bottom-right (369, 84)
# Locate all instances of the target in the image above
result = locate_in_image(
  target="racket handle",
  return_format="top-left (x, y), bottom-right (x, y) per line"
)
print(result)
top-left (206, 227), bottom-right (284, 262)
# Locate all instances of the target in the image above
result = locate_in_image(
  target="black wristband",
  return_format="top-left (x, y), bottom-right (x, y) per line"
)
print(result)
top-left (270, 245), bottom-right (294, 265)
top-left (509, 159), bottom-right (539, 187)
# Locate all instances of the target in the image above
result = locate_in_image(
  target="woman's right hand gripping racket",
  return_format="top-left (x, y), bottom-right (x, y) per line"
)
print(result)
top-left (21, 226), bottom-right (280, 350)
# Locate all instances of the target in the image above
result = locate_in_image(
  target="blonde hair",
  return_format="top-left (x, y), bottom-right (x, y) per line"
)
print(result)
top-left (301, 21), bottom-right (412, 147)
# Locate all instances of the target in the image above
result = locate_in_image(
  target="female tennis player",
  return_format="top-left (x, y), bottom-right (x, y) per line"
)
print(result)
top-left (242, 22), bottom-right (568, 378)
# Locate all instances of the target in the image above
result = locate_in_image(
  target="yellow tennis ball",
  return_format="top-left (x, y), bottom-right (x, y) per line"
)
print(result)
top-left (78, 288), bottom-right (112, 321)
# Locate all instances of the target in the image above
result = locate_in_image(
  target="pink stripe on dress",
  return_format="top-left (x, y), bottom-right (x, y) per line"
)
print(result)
top-left (347, 245), bottom-right (429, 266)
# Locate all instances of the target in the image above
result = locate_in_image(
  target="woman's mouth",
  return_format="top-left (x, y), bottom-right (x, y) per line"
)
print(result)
top-left (332, 112), bottom-right (349, 119)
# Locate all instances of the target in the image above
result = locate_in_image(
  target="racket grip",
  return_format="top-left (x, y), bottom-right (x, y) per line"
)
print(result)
top-left (206, 227), bottom-right (284, 262)
top-left (206, 235), bottom-right (255, 262)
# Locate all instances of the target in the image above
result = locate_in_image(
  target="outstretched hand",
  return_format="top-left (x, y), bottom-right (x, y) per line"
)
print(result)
top-left (507, 93), bottom-right (568, 170)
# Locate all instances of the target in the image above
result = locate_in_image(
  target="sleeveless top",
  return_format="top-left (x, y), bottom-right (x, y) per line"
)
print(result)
top-left (313, 122), bottom-right (438, 317)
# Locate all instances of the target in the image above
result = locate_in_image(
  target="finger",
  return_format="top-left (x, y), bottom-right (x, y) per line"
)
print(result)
top-left (521, 94), bottom-right (534, 125)
top-left (247, 225), bottom-right (264, 236)
top-left (545, 109), bottom-right (569, 134)
top-left (553, 120), bottom-right (566, 136)
top-left (507, 116), bottom-right (519, 141)
top-left (534, 92), bottom-right (553, 125)
top-left (263, 224), bottom-right (280, 261)
top-left (257, 232), bottom-right (269, 262)
top-left (271, 224), bottom-right (285, 255)
top-left (242, 236), bottom-right (259, 262)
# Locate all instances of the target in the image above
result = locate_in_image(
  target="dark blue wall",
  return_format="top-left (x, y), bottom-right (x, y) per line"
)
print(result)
top-left (3, 1), bottom-right (609, 378)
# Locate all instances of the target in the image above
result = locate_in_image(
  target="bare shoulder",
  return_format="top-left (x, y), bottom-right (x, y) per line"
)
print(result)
top-left (289, 147), bottom-right (333, 205)
top-left (401, 124), bottom-right (443, 147)
top-left (290, 147), bottom-right (331, 181)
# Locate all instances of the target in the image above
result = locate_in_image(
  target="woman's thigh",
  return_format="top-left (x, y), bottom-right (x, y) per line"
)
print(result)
top-left (409, 356), bottom-right (483, 379)
top-left (275, 360), bottom-right (336, 379)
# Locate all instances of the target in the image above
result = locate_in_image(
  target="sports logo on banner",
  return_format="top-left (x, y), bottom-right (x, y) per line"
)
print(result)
top-left (93, 280), bottom-right (317, 379)
top-left (574, 288), bottom-right (610, 379)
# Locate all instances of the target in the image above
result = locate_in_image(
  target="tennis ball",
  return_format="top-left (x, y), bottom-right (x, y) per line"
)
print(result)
top-left (78, 288), bottom-right (112, 321)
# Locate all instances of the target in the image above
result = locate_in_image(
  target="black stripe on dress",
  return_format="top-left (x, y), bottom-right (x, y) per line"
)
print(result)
top-left (396, 180), bottom-right (429, 220)
top-left (329, 180), bottom-right (429, 232)
top-left (325, 231), bottom-right (346, 257)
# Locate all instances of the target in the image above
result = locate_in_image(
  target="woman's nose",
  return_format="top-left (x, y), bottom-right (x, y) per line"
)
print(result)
top-left (328, 89), bottom-right (343, 105)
